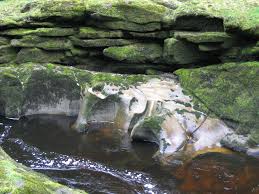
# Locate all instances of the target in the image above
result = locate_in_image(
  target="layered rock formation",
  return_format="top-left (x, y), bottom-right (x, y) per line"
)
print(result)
top-left (0, 0), bottom-right (258, 73)
top-left (0, 0), bottom-right (258, 190)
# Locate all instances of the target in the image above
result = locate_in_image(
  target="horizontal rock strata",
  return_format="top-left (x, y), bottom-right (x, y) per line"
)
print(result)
top-left (0, 0), bottom-right (258, 73)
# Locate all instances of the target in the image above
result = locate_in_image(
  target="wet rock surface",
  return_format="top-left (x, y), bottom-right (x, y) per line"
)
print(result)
top-left (0, 0), bottom-right (258, 192)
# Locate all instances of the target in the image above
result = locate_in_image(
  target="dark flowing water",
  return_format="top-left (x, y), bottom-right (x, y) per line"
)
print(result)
top-left (0, 115), bottom-right (258, 194)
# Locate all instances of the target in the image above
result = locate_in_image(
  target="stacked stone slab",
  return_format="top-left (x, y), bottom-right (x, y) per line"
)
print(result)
top-left (0, 0), bottom-right (258, 73)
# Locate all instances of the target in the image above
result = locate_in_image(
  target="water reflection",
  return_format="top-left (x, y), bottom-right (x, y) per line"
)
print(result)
top-left (0, 115), bottom-right (258, 194)
top-left (175, 153), bottom-right (259, 193)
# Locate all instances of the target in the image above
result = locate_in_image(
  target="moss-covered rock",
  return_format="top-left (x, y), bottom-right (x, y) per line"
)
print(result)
top-left (0, 0), bottom-right (86, 27)
top-left (163, 38), bottom-right (207, 65)
top-left (220, 45), bottom-right (259, 62)
top-left (11, 36), bottom-right (73, 51)
top-left (0, 37), bottom-right (10, 46)
top-left (16, 48), bottom-right (69, 64)
top-left (167, 0), bottom-right (259, 38)
top-left (85, 0), bottom-right (169, 24)
top-left (174, 31), bottom-right (232, 44)
top-left (77, 27), bottom-right (123, 39)
top-left (71, 37), bottom-right (136, 48)
top-left (0, 63), bottom-right (151, 118)
top-left (0, 46), bottom-right (17, 64)
top-left (0, 27), bottom-right (76, 37)
top-left (129, 31), bottom-right (170, 39)
top-left (95, 21), bottom-right (162, 32)
top-left (175, 61), bottom-right (259, 144)
top-left (0, 147), bottom-right (85, 194)
top-left (103, 43), bottom-right (163, 63)
top-left (131, 115), bottom-right (164, 144)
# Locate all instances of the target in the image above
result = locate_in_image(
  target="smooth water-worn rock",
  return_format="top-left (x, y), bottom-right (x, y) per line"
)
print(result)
top-left (0, 63), bottom-right (149, 119)
top-left (0, 62), bottom-right (258, 159)
top-left (73, 75), bottom-right (232, 159)
top-left (0, 147), bottom-right (85, 193)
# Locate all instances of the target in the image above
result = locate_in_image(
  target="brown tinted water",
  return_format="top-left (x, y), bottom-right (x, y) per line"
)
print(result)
top-left (0, 115), bottom-right (258, 194)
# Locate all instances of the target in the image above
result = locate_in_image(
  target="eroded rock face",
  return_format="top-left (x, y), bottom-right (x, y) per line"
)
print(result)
top-left (0, 147), bottom-right (85, 193)
top-left (0, 62), bottom-right (258, 159)
top-left (0, 0), bottom-right (258, 73)
top-left (0, 63), bottom-right (148, 119)
top-left (74, 77), bottom-right (232, 158)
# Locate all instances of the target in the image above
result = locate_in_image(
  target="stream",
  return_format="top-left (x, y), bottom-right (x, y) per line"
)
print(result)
top-left (0, 115), bottom-right (258, 194)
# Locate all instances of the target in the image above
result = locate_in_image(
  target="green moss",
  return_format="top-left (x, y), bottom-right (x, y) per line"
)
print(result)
top-left (0, 46), bottom-right (17, 64)
top-left (163, 38), bottom-right (206, 65)
top-left (0, 37), bottom-right (10, 46)
top-left (174, 31), bottom-right (232, 44)
top-left (85, 0), bottom-right (169, 24)
top-left (0, 147), bottom-right (86, 193)
top-left (129, 31), bottom-right (170, 39)
top-left (0, 27), bottom-right (76, 37)
top-left (70, 37), bottom-right (136, 48)
top-left (142, 115), bottom-right (165, 135)
top-left (103, 43), bottom-right (163, 63)
top-left (0, 0), bottom-right (86, 27)
top-left (11, 36), bottom-right (73, 51)
top-left (175, 108), bottom-right (203, 120)
top-left (169, 0), bottom-right (259, 37)
top-left (99, 21), bottom-right (161, 32)
top-left (0, 71), bottom-right (24, 118)
top-left (77, 27), bottom-right (123, 39)
top-left (91, 71), bottom-right (151, 89)
top-left (176, 61), bottom-right (259, 135)
top-left (16, 48), bottom-right (68, 64)
top-left (0, 63), bottom-right (156, 118)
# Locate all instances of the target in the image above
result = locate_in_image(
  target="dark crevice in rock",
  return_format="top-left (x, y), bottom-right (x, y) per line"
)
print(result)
top-left (172, 16), bottom-right (225, 32)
